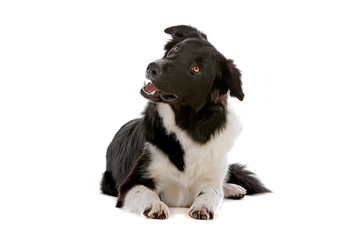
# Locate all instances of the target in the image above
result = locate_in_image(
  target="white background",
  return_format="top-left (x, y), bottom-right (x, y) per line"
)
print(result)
top-left (1, 0), bottom-right (359, 239)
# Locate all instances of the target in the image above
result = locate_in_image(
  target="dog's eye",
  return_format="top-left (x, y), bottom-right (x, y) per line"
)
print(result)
top-left (173, 46), bottom-right (180, 53)
top-left (192, 65), bottom-right (200, 73)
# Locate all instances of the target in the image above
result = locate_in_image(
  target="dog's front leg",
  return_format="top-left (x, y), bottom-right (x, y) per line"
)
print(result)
top-left (121, 185), bottom-right (170, 219)
top-left (189, 187), bottom-right (223, 220)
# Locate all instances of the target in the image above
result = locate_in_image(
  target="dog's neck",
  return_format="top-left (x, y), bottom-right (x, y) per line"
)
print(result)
top-left (168, 102), bottom-right (228, 144)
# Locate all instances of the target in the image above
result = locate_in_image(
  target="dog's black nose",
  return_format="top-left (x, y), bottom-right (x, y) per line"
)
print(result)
top-left (146, 62), bottom-right (162, 79)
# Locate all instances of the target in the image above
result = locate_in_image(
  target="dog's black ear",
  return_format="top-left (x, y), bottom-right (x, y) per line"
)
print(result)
top-left (222, 59), bottom-right (245, 101)
top-left (164, 25), bottom-right (207, 40)
top-left (163, 25), bottom-right (207, 56)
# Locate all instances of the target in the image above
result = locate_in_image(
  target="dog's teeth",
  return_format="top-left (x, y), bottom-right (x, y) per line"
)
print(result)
top-left (150, 91), bottom-right (156, 95)
top-left (143, 81), bottom-right (146, 87)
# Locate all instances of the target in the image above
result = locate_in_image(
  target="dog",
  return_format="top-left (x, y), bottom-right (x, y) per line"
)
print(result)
top-left (101, 25), bottom-right (270, 220)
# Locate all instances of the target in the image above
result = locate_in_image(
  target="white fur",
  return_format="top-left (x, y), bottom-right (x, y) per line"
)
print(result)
top-left (146, 103), bottom-right (242, 209)
top-left (123, 103), bottom-right (242, 218)
top-left (223, 183), bottom-right (247, 198)
top-left (123, 185), bottom-right (170, 218)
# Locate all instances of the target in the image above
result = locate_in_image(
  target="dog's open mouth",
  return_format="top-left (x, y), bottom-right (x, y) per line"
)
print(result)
top-left (140, 81), bottom-right (178, 103)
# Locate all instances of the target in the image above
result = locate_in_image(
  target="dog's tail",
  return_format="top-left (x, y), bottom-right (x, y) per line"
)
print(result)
top-left (100, 171), bottom-right (118, 197)
top-left (227, 163), bottom-right (271, 194)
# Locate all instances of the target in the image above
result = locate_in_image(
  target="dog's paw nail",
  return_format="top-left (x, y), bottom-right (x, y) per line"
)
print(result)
top-left (189, 206), bottom-right (213, 220)
top-left (157, 213), bottom-right (167, 219)
top-left (143, 207), bottom-right (151, 216)
top-left (200, 213), bottom-right (208, 220)
top-left (191, 211), bottom-right (199, 219)
top-left (150, 212), bottom-right (158, 219)
top-left (143, 202), bottom-right (169, 219)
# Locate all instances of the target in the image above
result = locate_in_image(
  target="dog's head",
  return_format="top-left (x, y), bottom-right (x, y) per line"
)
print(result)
top-left (141, 25), bottom-right (244, 111)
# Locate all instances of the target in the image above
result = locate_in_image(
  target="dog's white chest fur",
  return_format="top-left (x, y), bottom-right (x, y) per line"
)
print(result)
top-left (146, 103), bottom-right (241, 207)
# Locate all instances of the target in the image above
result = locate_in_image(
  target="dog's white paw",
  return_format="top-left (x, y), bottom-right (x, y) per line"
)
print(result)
top-left (223, 183), bottom-right (246, 199)
top-left (188, 201), bottom-right (214, 220)
top-left (143, 201), bottom-right (170, 219)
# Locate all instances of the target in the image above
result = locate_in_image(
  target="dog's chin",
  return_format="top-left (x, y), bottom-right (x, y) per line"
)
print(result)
top-left (140, 81), bottom-right (178, 104)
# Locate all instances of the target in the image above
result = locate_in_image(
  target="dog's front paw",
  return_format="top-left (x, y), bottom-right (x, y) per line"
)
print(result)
top-left (224, 183), bottom-right (246, 199)
top-left (188, 202), bottom-right (214, 220)
top-left (143, 201), bottom-right (170, 219)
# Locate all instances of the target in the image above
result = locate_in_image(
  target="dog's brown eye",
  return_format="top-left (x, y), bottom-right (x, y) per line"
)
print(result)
top-left (173, 46), bottom-right (179, 52)
top-left (192, 66), bottom-right (200, 73)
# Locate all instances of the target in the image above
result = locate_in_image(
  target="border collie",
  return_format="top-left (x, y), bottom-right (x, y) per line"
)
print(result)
top-left (101, 25), bottom-right (270, 220)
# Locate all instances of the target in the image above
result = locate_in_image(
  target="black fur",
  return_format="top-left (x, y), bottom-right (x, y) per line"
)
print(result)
top-left (105, 118), bottom-right (145, 191)
top-left (116, 150), bottom-right (155, 208)
top-left (143, 104), bottom-right (185, 171)
top-left (227, 163), bottom-right (271, 195)
top-left (170, 103), bottom-right (227, 144)
top-left (163, 25), bottom-right (208, 57)
top-left (100, 171), bottom-right (117, 197)
top-left (100, 25), bottom-right (269, 208)
top-left (103, 103), bottom-right (186, 206)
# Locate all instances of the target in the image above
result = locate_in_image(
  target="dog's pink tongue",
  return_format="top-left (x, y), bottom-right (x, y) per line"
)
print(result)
top-left (145, 83), bottom-right (159, 92)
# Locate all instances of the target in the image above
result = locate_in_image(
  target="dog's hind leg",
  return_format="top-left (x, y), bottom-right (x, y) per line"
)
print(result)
top-left (227, 163), bottom-right (271, 194)
top-left (100, 171), bottom-right (118, 197)
top-left (223, 183), bottom-right (246, 199)
top-left (118, 185), bottom-right (170, 219)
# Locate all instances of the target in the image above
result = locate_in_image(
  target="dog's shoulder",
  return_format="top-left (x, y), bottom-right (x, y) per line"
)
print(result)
top-left (156, 102), bottom-right (241, 148)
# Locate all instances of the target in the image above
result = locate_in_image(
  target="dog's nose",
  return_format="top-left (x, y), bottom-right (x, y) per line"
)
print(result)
top-left (146, 62), bottom-right (162, 79)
